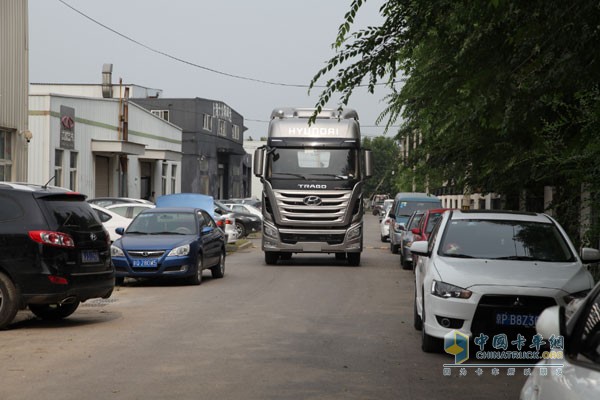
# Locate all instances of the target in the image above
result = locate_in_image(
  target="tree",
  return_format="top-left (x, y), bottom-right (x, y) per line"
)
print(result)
top-left (362, 136), bottom-right (401, 198)
top-left (310, 0), bottom-right (600, 244)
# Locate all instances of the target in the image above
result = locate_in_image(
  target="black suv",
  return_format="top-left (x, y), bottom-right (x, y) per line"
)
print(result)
top-left (0, 183), bottom-right (114, 329)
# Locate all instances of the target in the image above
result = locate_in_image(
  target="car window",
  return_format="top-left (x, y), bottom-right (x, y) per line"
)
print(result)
top-left (427, 220), bottom-right (442, 254)
top-left (0, 195), bottom-right (24, 221)
top-left (42, 198), bottom-right (102, 230)
top-left (394, 200), bottom-right (441, 217)
top-left (108, 206), bottom-right (128, 217)
top-left (438, 219), bottom-right (575, 261)
top-left (127, 212), bottom-right (196, 234)
top-left (425, 212), bottom-right (444, 234)
top-left (200, 210), bottom-right (217, 229)
top-left (571, 290), bottom-right (600, 365)
top-left (95, 209), bottom-right (111, 223)
top-left (409, 213), bottom-right (424, 229)
top-left (132, 206), bottom-right (150, 218)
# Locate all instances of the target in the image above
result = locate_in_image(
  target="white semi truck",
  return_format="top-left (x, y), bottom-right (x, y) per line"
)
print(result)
top-left (253, 107), bottom-right (373, 265)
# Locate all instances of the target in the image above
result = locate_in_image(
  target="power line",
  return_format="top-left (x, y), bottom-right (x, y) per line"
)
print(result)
top-left (57, 0), bottom-right (402, 89)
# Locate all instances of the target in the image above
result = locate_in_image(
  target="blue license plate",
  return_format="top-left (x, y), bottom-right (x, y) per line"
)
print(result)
top-left (81, 250), bottom-right (100, 263)
top-left (495, 312), bottom-right (538, 327)
top-left (132, 259), bottom-right (158, 268)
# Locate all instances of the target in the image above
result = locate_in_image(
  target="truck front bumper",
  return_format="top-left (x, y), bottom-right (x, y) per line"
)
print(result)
top-left (261, 221), bottom-right (363, 253)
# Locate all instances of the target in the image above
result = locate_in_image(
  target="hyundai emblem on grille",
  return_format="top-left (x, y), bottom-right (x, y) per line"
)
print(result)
top-left (303, 196), bottom-right (322, 206)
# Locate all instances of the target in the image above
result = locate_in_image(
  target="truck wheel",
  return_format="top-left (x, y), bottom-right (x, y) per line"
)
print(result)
top-left (29, 301), bottom-right (80, 321)
top-left (335, 253), bottom-right (346, 260)
top-left (265, 252), bottom-right (279, 265)
top-left (0, 272), bottom-right (19, 330)
top-left (347, 253), bottom-right (361, 266)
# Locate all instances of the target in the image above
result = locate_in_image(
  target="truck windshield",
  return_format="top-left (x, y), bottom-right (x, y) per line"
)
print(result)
top-left (268, 148), bottom-right (358, 179)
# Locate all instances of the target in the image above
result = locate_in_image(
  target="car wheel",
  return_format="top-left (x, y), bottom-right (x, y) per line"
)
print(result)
top-left (188, 256), bottom-right (203, 285)
top-left (401, 254), bottom-right (412, 270)
top-left (380, 234), bottom-right (386, 242)
top-left (235, 222), bottom-right (246, 238)
top-left (391, 242), bottom-right (399, 254)
top-left (0, 272), bottom-right (19, 330)
top-left (211, 251), bottom-right (226, 279)
top-left (29, 301), bottom-right (80, 321)
top-left (421, 295), bottom-right (440, 353)
top-left (414, 290), bottom-right (422, 331)
top-left (347, 252), bottom-right (361, 266)
top-left (265, 251), bottom-right (279, 265)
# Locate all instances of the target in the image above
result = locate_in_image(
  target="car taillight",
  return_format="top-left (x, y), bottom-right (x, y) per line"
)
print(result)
top-left (48, 275), bottom-right (69, 285)
top-left (28, 230), bottom-right (75, 248)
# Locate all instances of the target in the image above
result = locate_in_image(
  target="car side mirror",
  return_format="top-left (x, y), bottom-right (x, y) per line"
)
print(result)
top-left (536, 305), bottom-right (566, 339)
top-left (201, 226), bottom-right (214, 235)
top-left (410, 241), bottom-right (430, 257)
top-left (581, 247), bottom-right (600, 263)
top-left (115, 227), bottom-right (125, 235)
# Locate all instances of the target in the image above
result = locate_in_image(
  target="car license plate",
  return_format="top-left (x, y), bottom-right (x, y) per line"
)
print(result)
top-left (495, 312), bottom-right (538, 327)
top-left (81, 250), bottom-right (100, 263)
top-left (132, 259), bottom-right (158, 268)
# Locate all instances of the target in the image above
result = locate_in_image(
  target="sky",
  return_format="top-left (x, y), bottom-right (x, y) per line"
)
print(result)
top-left (28, 0), bottom-right (395, 140)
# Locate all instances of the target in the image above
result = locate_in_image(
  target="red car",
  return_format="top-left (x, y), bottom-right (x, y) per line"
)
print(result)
top-left (410, 208), bottom-right (451, 264)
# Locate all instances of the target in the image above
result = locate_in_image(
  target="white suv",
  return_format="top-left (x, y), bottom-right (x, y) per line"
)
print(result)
top-left (410, 210), bottom-right (599, 353)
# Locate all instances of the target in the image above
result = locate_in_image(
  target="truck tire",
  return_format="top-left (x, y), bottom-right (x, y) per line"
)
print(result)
top-left (347, 253), bottom-right (361, 266)
top-left (265, 252), bottom-right (279, 265)
top-left (0, 272), bottom-right (20, 330)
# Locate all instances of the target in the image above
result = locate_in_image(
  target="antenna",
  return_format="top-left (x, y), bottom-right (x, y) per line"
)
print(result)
top-left (43, 175), bottom-right (56, 189)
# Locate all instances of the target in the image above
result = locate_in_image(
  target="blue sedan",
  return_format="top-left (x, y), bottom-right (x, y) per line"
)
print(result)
top-left (111, 207), bottom-right (226, 285)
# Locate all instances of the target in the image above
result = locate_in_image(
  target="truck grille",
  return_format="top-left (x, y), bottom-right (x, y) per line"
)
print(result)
top-left (280, 232), bottom-right (345, 245)
top-left (273, 189), bottom-right (352, 225)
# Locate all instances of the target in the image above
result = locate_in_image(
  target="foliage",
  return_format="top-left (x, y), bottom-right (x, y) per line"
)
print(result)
top-left (362, 136), bottom-right (401, 198)
top-left (310, 0), bottom-right (600, 244)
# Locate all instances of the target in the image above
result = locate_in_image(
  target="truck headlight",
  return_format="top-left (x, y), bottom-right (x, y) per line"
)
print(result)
top-left (347, 225), bottom-right (361, 240)
top-left (168, 244), bottom-right (190, 257)
top-left (263, 222), bottom-right (279, 239)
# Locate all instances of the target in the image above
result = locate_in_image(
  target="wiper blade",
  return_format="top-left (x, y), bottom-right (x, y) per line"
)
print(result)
top-left (150, 231), bottom-right (176, 235)
top-left (443, 253), bottom-right (475, 258)
top-left (272, 173), bottom-right (307, 180)
top-left (492, 255), bottom-right (544, 261)
top-left (311, 173), bottom-right (351, 180)
top-left (125, 230), bottom-right (148, 234)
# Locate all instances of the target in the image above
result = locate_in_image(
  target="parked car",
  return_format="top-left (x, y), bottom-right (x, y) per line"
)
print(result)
top-left (371, 194), bottom-right (390, 216)
top-left (155, 193), bottom-right (238, 244)
top-left (389, 192), bottom-right (441, 254)
top-left (410, 210), bottom-right (599, 353)
top-left (221, 202), bottom-right (262, 220)
top-left (90, 204), bottom-right (132, 243)
top-left (214, 200), bottom-right (262, 238)
top-left (225, 197), bottom-right (262, 209)
top-left (88, 197), bottom-right (154, 207)
top-left (408, 208), bottom-right (450, 268)
top-left (0, 183), bottom-right (114, 329)
top-left (379, 199), bottom-right (394, 221)
top-left (520, 275), bottom-right (600, 400)
top-left (111, 207), bottom-right (226, 285)
top-left (106, 203), bottom-right (155, 219)
top-left (380, 208), bottom-right (392, 242)
top-left (399, 210), bottom-right (425, 269)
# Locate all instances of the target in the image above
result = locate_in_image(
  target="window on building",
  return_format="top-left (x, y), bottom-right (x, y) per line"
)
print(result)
top-left (203, 114), bottom-right (213, 131)
top-left (54, 149), bottom-right (63, 187)
top-left (151, 110), bottom-right (170, 122)
top-left (232, 125), bottom-right (240, 140)
top-left (171, 165), bottom-right (177, 194)
top-left (218, 120), bottom-right (226, 137)
top-left (161, 163), bottom-right (168, 195)
top-left (69, 152), bottom-right (78, 191)
top-left (0, 129), bottom-right (13, 181)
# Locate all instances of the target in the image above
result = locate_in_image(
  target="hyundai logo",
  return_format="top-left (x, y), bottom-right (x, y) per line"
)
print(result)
top-left (303, 195), bottom-right (322, 206)
top-left (90, 233), bottom-right (97, 241)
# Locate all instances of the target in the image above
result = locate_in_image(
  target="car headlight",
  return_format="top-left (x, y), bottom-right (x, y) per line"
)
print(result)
top-left (168, 244), bottom-right (190, 257)
top-left (111, 245), bottom-right (124, 257)
top-left (431, 280), bottom-right (472, 299)
top-left (563, 289), bottom-right (591, 305)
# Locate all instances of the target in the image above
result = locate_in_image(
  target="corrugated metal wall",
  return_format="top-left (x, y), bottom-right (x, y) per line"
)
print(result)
top-left (0, 0), bottom-right (28, 129)
top-left (0, 0), bottom-right (29, 181)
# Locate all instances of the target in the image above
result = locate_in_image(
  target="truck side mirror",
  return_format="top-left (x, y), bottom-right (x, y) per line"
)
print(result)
top-left (364, 150), bottom-right (373, 178)
top-left (253, 148), bottom-right (265, 178)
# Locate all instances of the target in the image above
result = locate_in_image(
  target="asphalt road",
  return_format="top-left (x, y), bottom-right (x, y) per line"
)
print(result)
top-left (0, 214), bottom-right (527, 400)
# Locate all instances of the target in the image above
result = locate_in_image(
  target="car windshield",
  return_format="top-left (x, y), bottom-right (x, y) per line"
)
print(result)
top-left (268, 148), bottom-right (358, 179)
top-left (439, 219), bottom-right (575, 262)
top-left (126, 212), bottom-right (197, 235)
top-left (395, 200), bottom-right (441, 217)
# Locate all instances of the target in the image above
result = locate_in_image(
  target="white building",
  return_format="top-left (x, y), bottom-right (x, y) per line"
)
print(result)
top-left (28, 91), bottom-right (182, 199)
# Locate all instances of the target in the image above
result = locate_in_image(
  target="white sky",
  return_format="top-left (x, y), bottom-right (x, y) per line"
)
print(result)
top-left (28, 0), bottom-right (396, 139)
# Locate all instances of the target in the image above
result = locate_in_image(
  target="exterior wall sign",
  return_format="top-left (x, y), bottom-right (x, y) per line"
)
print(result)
top-left (213, 102), bottom-right (232, 122)
top-left (60, 105), bottom-right (75, 149)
